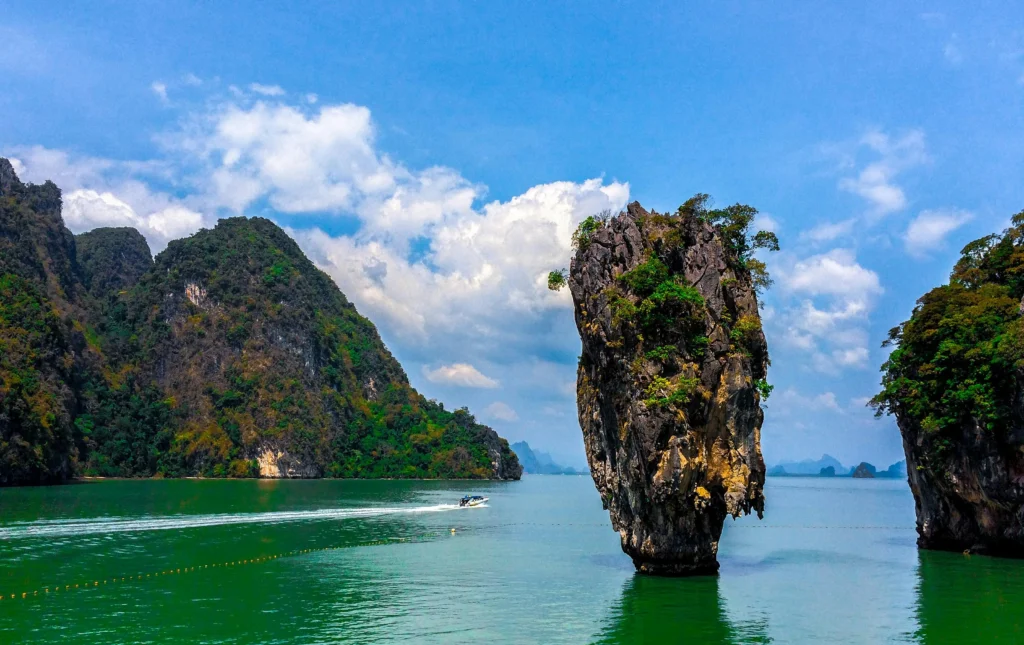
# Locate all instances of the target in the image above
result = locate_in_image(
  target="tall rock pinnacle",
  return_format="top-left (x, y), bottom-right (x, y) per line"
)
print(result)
top-left (565, 198), bottom-right (775, 575)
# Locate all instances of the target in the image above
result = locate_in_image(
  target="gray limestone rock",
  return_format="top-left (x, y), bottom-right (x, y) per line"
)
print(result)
top-left (569, 201), bottom-right (767, 575)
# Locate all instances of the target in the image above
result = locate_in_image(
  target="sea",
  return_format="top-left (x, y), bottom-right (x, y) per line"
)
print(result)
top-left (1, 475), bottom-right (1022, 643)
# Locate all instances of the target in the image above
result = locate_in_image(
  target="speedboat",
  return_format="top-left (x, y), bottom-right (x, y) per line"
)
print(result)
top-left (459, 495), bottom-right (488, 507)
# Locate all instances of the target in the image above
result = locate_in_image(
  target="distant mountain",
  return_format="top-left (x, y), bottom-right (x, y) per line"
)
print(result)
top-left (769, 454), bottom-right (846, 476)
top-left (768, 456), bottom-right (908, 479)
top-left (509, 441), bottom-right (583, 475)
top-left (876, 460), bottom-right (907, 479)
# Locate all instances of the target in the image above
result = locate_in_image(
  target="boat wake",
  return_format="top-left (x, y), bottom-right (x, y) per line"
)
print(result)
top-left (0, 504), bottom-right (461, 540)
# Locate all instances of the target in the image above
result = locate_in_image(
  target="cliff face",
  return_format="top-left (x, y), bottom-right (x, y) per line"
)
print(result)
top-left (0, 159), bottom-right (81, 484)
top-left (873, 211), bottom-right (1024, 555)
top-left (0, 158), bottom-right (521, 484)
top-left (899, 415), bottom-right (1024, 554)
top-left (568, 200), bottom-right (770, 575)
top-left (111, 217), bottom-right (520, 480)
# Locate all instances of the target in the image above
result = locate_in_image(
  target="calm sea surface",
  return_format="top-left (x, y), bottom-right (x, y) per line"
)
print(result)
top-left (1, 476), bottom-right (1023, 643)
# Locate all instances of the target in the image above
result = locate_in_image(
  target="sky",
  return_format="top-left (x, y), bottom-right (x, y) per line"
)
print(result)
top-left (3, 1), bottom-right (1023, 469)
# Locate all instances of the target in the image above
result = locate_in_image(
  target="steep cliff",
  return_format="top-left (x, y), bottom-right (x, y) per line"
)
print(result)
top-left (872, 211), bottom-right (1024, 555)
top-left (564, 197), bottom-right (775, 575)
top-left (0, 159), bottom-right (81, 484)
top-left (0, 158), bottom-right (521, 484)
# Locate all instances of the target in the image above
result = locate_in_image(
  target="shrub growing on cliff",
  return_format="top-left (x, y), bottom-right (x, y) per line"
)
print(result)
top-left (547, 269), bottom-right (568, 291)
top-left (730, 315), bottom-right (763, 355)
top-left (643, 375), bottom-right (700, 409)
top-left (680, 195), bottom-right (779, 294)
top-left (637, 281), bottom-right (704, 335)
top-left (572, 211), bottom-right (610, 251)
top-left (618, 257), bottom-right (670, 296)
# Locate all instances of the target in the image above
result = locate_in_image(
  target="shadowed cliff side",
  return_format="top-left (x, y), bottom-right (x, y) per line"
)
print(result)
top-left (560, 197), bottom-right (776, 575)
top-left (0, 158), bottom-right (82, 483)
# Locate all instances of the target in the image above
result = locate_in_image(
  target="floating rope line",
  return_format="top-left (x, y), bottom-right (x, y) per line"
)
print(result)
top-left (1, 531), bottom-right (445, 604)
top-left (1, 523), bottom-right (917, 603)
top-left (727, 525), bottom-right (916, 530)
top-left (471, 522), bottom-right (916, 530)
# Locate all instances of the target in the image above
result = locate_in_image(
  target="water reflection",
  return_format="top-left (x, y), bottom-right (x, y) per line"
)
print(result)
top-left (914, 550), bottom-right (1024, 643)
top-left (594, 574), bottom-right (769, 644)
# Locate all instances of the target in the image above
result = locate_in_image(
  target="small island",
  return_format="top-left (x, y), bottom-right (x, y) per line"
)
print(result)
top-left (767, 455), bottom-right (907, 479)
top-left (872, 211), bottom-right (1024, 555)
top-left (556, 196), bottom-right (778, 575)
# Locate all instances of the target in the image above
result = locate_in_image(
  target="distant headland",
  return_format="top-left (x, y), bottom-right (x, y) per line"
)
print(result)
top-left (509, 442), bottom-right (587, 475)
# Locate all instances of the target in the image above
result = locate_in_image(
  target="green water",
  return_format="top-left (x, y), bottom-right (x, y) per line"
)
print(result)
top-left (1, 477), bottom-right (1023, 643)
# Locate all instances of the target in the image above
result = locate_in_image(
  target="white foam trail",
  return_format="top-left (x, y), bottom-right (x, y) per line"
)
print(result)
top-left (0, 504), bottom-right (461, 540)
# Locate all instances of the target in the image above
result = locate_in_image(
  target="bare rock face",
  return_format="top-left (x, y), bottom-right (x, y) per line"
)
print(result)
top-left (568, 201), bottom-right (768, 575)
top-left (898, 412), bottom-right (1024, 554)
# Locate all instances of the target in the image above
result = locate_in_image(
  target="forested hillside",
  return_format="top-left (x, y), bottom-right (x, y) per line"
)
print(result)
top-left (0, 159), bottom-right (520, 484)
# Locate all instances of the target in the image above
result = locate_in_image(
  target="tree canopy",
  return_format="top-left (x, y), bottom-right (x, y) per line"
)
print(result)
top-left (872, 211), bottom-right (1024, 464)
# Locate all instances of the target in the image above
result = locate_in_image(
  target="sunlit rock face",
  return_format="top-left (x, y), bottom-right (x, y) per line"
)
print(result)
top-left (569, 201), bottom-right (767, 575)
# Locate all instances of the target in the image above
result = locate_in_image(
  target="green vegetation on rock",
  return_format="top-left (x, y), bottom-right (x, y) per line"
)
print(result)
top-left (547, 269), bottom-right (568, 291)
top-left (567, 198), bottom-right (775, 574)
top-left (871, 211), bottom-right (1024, 466)
top-left (572, 213), bottom-right (609, 251)
top-left (0, 158), bottom-right (520, 485)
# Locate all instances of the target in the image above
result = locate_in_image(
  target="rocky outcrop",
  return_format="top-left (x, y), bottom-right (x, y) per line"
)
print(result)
top-left (0, 158), bottom-right (81, 484)
top-left (75, 227), bottom-right (153, 302)
top-left (256, 444), bottom-right (320, 478)
top-left (872, 210), bottom-right (1024, 555)
top-left (851, 463), bottom-right (876, 479)
top-left (0, 158), bottom-right (18, 194)
top-left (568, 200), bottom-right (769, 575)
top-left (899, 414), bottom-right (1024, 555)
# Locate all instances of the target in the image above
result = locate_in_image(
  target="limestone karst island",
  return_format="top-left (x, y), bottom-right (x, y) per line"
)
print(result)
top-left (3, 3), bottom-right (1024, 642)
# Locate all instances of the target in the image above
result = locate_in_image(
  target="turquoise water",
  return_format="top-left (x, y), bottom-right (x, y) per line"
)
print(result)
top-left (1, 476), bottom-right (1023, 643)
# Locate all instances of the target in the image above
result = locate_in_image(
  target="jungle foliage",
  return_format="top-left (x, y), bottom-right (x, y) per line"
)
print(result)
top-left (0, 162), bottom-right (518, 484)
top-left (561, 195), bottom-right (778, 414)
top-left (871, 211), bottom-right (1024, 463)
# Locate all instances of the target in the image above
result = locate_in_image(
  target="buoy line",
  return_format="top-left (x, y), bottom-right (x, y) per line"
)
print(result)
top-left (470, 522), bottom-right (916, 530)
top-left (1, 522), bottom-right (917, 604)
top-left (0, 531), bottom-right (448, 604)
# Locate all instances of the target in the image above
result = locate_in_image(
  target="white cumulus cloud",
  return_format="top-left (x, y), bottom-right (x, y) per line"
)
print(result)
top-left (802, 218), bottom-right (856, 243)
top-left (9, 147), bottom-right (207, 251)
top-left (904, 208), bottom-right (973, 258)
top-left (783, 249), bottom-right (882, 299)
top-left (151, 81), bottom-right (169, 104)
top-left (423, 363), bottom-right (499, 389)
top-left (838, 129), bottom-right (928, 216)
top-left (63, 190), bottom-right (204, 249)
top-left (775, 388), bottom-right (844, 414)
top-left (774, 249), bottom-right (882, 374)
top-left (249, 83), bottom-right (285, 96)
top-left (484, 401), bottom-right (519, 422)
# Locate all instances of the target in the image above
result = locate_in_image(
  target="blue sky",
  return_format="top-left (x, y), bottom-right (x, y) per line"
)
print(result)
top-left (3, 1), bottom-right (1024, 469)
